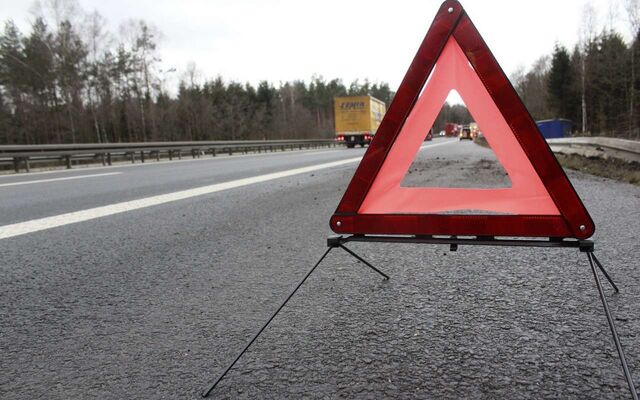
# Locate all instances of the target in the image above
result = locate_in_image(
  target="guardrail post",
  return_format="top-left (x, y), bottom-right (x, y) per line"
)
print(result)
top-left (107, 153), bottom-right (112, 165)
top-left (211, 148), bottom-right (216, 157)
top-left (168, 150), bottom-right (173, 160)
top-left (140, 151), bottom-right (145, 163)
top-left (65, 155), bottom-right (72, 169)
top-left (228, 147), bottom-right (232, 156)
top-left (24, 157), bottom-right (30, 172)
top-left (155, 151), bottom-right (160, 161)
top-left (13, 157), bottom-right (19, 173)
top-left (130, 152), bottom-right (135, 163)
top-left (178, 150), bottom-right (182, 160)
top-left (101, 153), bottom-right (106, 166)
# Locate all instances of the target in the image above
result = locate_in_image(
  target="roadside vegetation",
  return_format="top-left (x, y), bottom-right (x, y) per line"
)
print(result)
top-left (511, 1), bottom-right (639, 140)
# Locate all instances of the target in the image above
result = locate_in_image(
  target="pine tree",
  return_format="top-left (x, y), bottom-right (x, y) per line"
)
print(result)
top-left (547, 44), bottom-right (576, 120)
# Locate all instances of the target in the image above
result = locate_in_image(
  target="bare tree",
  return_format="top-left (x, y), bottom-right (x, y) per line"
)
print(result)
top-left (83, 10), bottom-right (109, 142)
top-left (625, 0), bottom-right (639, 135)
top-left (578, 3), bottom-right (598, 134)
top-left (30, 0), bottom-right (82, 31)
top-left (119, 19), bottom-right (162, 141)
top-left (184, 61), bottom-right (201, 89)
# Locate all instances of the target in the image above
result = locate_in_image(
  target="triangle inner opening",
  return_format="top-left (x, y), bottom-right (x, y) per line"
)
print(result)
top-left (400, 91), bottom-right (511, 189)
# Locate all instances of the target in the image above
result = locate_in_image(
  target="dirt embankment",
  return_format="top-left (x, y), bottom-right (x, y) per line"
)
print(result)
top-left (474, 136), bottom-right (640, 186)
top-left (555, 153), bottom-right (640, 185)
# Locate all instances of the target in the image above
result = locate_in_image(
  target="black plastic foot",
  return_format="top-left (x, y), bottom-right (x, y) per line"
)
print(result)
top-left (327, 235), bottom-right (343, 248)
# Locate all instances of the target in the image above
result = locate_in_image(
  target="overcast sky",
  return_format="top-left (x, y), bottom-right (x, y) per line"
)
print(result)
top-left (0, 0), bottom-right (635, 94)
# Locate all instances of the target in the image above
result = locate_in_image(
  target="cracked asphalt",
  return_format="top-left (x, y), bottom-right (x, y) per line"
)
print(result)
top-left (1, 140), bottom-right (639, 399)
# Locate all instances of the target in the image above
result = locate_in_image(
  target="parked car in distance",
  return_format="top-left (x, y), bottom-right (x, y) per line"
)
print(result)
top-left (425, 128), bottom-right (433, 141)
top-left (459, 125), bottom-right (472, 140)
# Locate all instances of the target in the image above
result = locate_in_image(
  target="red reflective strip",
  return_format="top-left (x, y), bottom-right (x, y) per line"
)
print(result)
top-left (331, 214), bottom-right (573, 238)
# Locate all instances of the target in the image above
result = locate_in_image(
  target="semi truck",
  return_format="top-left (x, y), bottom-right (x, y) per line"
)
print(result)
top-left (334, 96), bottom-right (386, 148)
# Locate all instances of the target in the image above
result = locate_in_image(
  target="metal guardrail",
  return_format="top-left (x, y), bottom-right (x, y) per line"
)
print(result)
top-left (0, 139), bottom-right (343, 172)
top-left (3, 136), bottom-right (636, 173)
top-left (547, 137), bottom-right (640, 163)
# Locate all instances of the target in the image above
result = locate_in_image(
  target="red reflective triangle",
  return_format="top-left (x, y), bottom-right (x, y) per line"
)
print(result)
top-left (330, 0), bottom-right (595, 239)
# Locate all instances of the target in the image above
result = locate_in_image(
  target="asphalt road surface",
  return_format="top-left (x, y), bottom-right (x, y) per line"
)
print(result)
top-left (1, 139), bottom-right (639, 399)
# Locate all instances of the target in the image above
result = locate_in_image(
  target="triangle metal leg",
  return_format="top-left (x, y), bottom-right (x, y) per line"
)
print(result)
top-left (201, 246), bottom-right (334, 398)
top-left (587, 252), bottom-right (638, 399)
top-left (338, 244), bottom-right (390, 280)
top-left (590, 252), bottom-right (620, 293)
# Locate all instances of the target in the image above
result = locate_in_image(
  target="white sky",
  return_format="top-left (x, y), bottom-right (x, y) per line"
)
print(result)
top-left (0, 0), bottom-right (636, 95)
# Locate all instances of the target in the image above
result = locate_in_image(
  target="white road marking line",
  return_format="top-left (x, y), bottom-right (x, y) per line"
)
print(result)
top-left (0, 172), bottom-right (122, 188)
top-left (419, 139), bottom-right (457, 150)
top-left (0, 139), bottom-right (457, 240)
top-left (0, 158), bottom-right (359, 240)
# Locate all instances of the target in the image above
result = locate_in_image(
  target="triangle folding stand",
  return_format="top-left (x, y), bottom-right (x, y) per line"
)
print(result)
top-left (201, 1), bottom-right (637, 398)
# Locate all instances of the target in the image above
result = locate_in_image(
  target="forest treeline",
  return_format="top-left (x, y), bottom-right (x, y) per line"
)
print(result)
top-left (512, 18), bottom-right (639, 138)
top-left (0, 2), bottom-right (393, 145)
top-left (0, 1), bottom-right (638, 144)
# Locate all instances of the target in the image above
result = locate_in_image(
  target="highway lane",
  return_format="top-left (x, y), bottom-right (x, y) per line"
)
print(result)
top-left (0, 139), bottom-right (456, 230)
top-left (1, 139), bottom-right (639, 399)
top-left (0, 139), bottom-right (453, 229)
top-left (0, 146), bottom-right (368, 226)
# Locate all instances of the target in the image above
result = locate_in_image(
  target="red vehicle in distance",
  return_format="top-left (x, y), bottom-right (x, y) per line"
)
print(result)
top-left (445, 122), bottom-right (461, 137)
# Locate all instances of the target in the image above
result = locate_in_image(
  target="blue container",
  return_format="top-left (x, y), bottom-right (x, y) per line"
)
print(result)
top-left (536, 119), bottom-right (573, 139)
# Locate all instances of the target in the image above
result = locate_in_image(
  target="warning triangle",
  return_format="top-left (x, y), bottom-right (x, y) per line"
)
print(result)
top-left (330, 0), bottom-right (594, 239)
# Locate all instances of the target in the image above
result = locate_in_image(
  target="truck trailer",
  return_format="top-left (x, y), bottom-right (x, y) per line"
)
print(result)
top-left (334, 96), bottom-right (386, 148)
